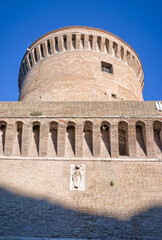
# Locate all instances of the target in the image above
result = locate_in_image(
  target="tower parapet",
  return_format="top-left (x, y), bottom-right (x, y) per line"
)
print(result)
top-left (18, 26), bottom-right (144, 101)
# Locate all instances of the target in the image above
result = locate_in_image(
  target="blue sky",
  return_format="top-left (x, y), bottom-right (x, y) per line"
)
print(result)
top-left (0, 0), bottom-right (161, 101)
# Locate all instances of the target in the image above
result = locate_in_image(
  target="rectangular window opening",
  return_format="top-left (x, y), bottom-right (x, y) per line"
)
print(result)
top-left (101, 61), bottom-right (113, 74)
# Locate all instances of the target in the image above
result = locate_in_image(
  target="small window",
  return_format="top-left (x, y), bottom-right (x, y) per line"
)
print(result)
top-left (111, 93), bottom-right (117, 99)
top-left (101, 61), bottom-right (113, 74)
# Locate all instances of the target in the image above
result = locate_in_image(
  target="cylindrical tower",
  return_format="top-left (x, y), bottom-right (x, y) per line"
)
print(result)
top-left (18, 26), bottom-right (144, 101)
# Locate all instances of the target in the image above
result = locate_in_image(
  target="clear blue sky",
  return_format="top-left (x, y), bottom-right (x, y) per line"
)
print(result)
top-left (0, 0), bottom-right (161, 101)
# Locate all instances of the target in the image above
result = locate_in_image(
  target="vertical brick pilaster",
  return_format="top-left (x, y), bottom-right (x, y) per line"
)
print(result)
top-left (84, 35), bottom-right (89, 49)
top-left (31, 49), bottom-right (36, 65)
top-left (67, 34), bottom-right (72, 51)
top-left (116, 44), bottom-right (121, 59)
top-left (128, 54), bottom-right (133, 67)
top-left (50, 38), bottom-right (54, 55)
top-left (76, 34), bottom-right (81, 50)
top-left (57, 122), bottom-right (66, 157)
top-left (100, 37), bottom-right (105, 52)
top-left (109, 40), bottom-right (113, 55)
top-left (21, 123), bottom-right (32, 157)
top-left (75, 123), bottom-right (83, 157)
top-left (39, 123), bottom-right (49, 157)
top-left (92, 35), bottom-right (97, 51)
top-left (93, 124), bottom-right (101, 157)
top-left (4, 123), bottom-right (15, 156)
top-left (110, 124), bottom-right (118, 158)
top-left (145, 123), bottom-right (155, 158)
top-left (26, 55), bottom-right (31, 70)
top-left (58, 36), bottom-right (63, 52)
top-left (128, 123), bottom-right (136, 158)
top-left (36, 46), bottom-right (41, 61)
top-left (122, 48), bottom-right (127, 62)
top-left (43, 42), bottom-right (48, 57)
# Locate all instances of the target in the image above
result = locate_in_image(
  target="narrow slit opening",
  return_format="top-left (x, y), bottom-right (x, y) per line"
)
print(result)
top-left (34, 48), bottom-right (38, 62)
top-left (47, 40), bottom-right (52, 55)
top-left (40, 44), bottom-right (45, 58)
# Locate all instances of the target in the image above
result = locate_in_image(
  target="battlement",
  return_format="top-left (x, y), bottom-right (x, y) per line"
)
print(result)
top-left (18, 27), bottom-right (144, 101)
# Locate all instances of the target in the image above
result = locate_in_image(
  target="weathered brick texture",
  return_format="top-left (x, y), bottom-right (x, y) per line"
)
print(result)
top-left (0, 27), bottom-right (161, 240)
top-left (18, 27), bottom-right (144, 102)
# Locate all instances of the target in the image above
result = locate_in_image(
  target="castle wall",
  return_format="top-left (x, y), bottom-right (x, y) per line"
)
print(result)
top-left (0, 159), bottom-right (161, 239)
top-left (0, 101), bottom-right (161, 238)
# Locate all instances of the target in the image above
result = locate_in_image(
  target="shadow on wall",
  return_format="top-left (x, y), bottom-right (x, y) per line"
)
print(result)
top-left (0, 187), bottom-right (162, 239)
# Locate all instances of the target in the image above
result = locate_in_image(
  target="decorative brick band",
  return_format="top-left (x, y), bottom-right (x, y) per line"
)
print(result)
top-left (18, 28), bottom-right (144, 92)
top-left (0, 119), bottom-right (161, 159)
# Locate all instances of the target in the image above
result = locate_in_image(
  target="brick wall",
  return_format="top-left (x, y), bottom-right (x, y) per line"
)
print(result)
top-left (0, 159), bottom-right (161, 239)
top-left (18, 27), bottom-right (144, 102)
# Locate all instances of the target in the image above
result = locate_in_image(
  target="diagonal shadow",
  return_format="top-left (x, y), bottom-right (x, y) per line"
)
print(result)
top-left (0, 187), bottom-right (161, 239)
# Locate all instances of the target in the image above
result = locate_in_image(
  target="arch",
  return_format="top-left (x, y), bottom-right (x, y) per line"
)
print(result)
top-left (0, 121), bottom-right (7, 156)
top-left (13, 121), bottom-right (23, 156)
top-left (118, 121), bottom-right (129, 156)
top-left (83, 121), bottom-right (93, 157)
top-left (48, 121), bottom-right (58, 157)
top-left (31, 121), bottom-right (40, 156)
top-left (66, 121), bottom-right (75, 157)
top-left (153, 121), bottom-right (162, 156)
top-left (100, 121), bottom-right (111, 157)
top-left (136, 121), bottom-right (146, 157)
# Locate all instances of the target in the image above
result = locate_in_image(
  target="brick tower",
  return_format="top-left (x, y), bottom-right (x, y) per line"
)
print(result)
top-left (0, 27), bottom-right (161, 240)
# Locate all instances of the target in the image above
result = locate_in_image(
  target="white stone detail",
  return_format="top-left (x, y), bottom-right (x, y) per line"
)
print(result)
top-left (70, 164), bottom-right (85, 190)
top-left (155, 102), bottom-right (162, 111)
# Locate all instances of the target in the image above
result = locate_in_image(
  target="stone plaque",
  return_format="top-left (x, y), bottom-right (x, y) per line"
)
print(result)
top-left (70, 164), bottom-right (85, 191)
